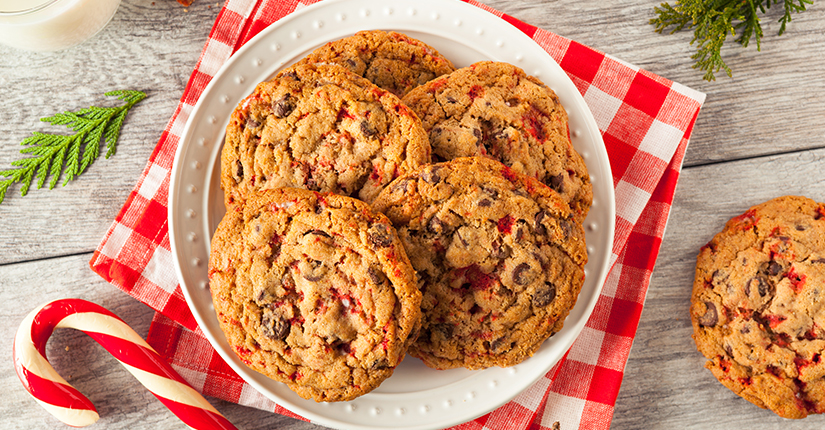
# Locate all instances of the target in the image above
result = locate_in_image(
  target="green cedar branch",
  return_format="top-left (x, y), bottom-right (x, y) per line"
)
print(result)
top-left (0, 90), bottom-right (146, 205)
top-left (650, 0), bottom-right (813, 81)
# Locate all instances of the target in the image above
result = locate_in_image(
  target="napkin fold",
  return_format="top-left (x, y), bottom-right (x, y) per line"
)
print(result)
top-left (90, 1), bottom-right (706, 428)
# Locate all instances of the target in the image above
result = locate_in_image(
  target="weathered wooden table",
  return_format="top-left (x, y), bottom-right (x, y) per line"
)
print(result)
top-left (2, 0), bottom-right (824, 428)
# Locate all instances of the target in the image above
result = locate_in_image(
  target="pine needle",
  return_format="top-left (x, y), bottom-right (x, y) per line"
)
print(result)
top-left (650, 0), bottom-right (813, 81)
top-left (0, 90), bottom-right (146, 205)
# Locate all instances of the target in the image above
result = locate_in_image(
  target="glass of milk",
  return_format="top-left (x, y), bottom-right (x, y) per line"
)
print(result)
top-left (0, 0), bottom-right (121, 51)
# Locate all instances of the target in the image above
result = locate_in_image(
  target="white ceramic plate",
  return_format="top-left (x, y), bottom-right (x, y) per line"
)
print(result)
top-left (169, 0), bottom-right (615, 429)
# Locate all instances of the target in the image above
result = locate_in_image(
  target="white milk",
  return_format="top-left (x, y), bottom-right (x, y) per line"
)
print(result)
top-left (0, 0), bottom-right (121, 51)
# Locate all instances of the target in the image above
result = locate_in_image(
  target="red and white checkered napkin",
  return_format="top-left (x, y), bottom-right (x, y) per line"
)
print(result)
top-left (89, 0), bottom-right (705, 428)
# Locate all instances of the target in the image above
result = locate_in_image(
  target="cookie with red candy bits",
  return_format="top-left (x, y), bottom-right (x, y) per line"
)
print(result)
top-left (209, 187), bottom-right (421, 402)
top-left (692, 195), bottom-right (825, 418)
top-left (402, 61), bottom-right (592, 223)
top-left (372, 156), bottom-right (587, 370)
top-left (220, 63), bottom-right (431, 208)
top-left (296, 30), bottom-right (456, 97)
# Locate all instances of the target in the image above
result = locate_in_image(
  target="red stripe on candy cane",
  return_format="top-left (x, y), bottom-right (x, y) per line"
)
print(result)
top-left (13, 299), bottom-right (237, 430)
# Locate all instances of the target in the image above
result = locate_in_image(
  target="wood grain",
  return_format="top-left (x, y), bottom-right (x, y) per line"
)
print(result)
top-left (2, 0), bottom-right (825, 428)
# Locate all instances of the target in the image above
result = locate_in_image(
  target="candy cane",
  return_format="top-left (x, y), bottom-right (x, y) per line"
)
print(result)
top-left (13, 299), bottom-right (236, 430)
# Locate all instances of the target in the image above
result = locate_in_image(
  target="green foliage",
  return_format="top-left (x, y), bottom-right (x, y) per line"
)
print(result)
top-left (0, 90), bottom-right (146, 205)
top-left (650, 0), bottom-right (813, 81)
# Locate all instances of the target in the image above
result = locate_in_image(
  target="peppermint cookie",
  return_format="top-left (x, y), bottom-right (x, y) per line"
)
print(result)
top-left (297, 30), bottom-right (456, 97)
top-left (692, 196), bottom-right (825, 418)
top-left (372, 157), bottom-right (587, 369)
top-left (402, 61), bottom-right (592, 222)
top-left (208, 188), bottom-right (421, 401)
top-left (220, 63), bottom-right (431, 208)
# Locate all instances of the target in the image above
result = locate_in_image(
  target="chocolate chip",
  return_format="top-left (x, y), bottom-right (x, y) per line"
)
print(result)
top-left (535, 211), bottom-right (547, 236)
top-left (369, 223), bottom-right (394, 248)
top-left (506, 98), bottom-right (519, 107)
top-left (532, 282), bottom-right (556, 307)
top-left (478, 199), bottom-right (492, 207)
top-left (433, 323), bottom-right (453, 339)
top-left (446, 96), bottom-right (457, 103)
top-left (360, 121), bottom-right (376, 137)
top-left (513, 263), bottom-right (533, 285)
top-left (281, 70), bottom-right (298, 81)
top-left (305, 229), bottom-right (331, 239)
top-left (559, 219), bottom-right (573, 240)
top-left (261, 312), bottom-right (290, 340)
top-left (796, 224), bottom-right (809, 231)
top-left (431, 126), bottom-right (443, 135)
top-left (301, 259), bottom-right (326, 282)
top-left (491, 238), bottom-right (511, 259)
top-left (332, 340), bottom-right (352, 355)
top-left (272, 94), bottom-right (294, 118)
top-left (548, 174), bottom-right (564, 193)
top-left (757, 277), bottom-right (771, 297)
top-left (370, 358), bottom-right (390, 370)
top-left (698, 301), bottom-right (718, 327)
top-left (368, 266), bottom-right (388, 286)
top-left (391, 178), bottom-right (412, 194)
top-left (246, 117), bottom-right (261, 129)
top-left (768, 261), bottom-right (782, 276)
top-left (427, 216), bottom-right (446, 234)
top-left (233, 159), bottom-right (244, 182)
top-left (345, 58), bottom-right (357, 68)
top-left (490, 337), bottom-right (512, 353)
top-left (814, 258), bottom-right (825, 264)
top-left (479, 185), bottom-right (499, 200)
top-left (473, 128), bottom-right (482, 142)
top-left (421, 166), bottom-right (441, 184)
top-left (741, 325), bottom-right (750, 334)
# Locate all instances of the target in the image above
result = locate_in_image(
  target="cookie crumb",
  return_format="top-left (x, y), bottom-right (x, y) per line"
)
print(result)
top-left (552, 422), bottom-right (561, 430)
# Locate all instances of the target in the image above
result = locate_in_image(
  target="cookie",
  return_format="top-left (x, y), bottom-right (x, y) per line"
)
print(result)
top-left (297, 30), bottom-right (456, 97)
top-left (371, 156), bottom-right (587, 369)
top-left (208, 187), bottom-right (421, 401)
top-left (402, 61), bottom-right (592, 222)
top-left (692, 195), bottom-right (825, 418)
top-left (220, 63), bottom-right (431, 208)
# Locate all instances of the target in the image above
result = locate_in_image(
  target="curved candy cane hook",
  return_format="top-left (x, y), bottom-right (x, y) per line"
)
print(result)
top-left (13, 299), bottom-right (237, 430)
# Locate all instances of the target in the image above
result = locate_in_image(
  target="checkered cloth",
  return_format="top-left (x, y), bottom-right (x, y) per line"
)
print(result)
top-left (89, 0), bottom-right (705, 428)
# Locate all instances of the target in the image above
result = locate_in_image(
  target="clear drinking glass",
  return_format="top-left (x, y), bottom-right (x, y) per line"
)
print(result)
top-left (0, 0), bottom-right (121, 51)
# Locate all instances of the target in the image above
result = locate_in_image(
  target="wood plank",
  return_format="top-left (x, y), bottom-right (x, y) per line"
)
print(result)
top-left (614, 147), bottom-right (825, 429)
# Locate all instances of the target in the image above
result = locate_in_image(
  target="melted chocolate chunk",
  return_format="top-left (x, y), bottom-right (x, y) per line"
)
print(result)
top-left (548, 174), bottom-right (564, 193)
top-left (512, 263), bottom-right (533, 285)
top-left (421, 166), bottom-right (442, 184)
top-left (534, 210), bottom-right (547, 236)
top-left (433, 323), bottom-right (454, 339)
top-left (261, 312), bottom-right (290, 340)
top-left (272, 94), bottom-right (294, 118)
top-left (233, 160), bottom-right (244, 182)
top-left (369, 223), bottom-right (394, 248)
top-left (698, 301), bottom-right (718, 327)
top-left (367, 266), bottom-right (388, 286)
top-left (532, 282), bottom-right (556, 307)
top-left (360, 120), bottom-right (377, 137)
top-left (491, 238), bottom-right (511, 259)
top-left (300, 259), bottom-right (326, 282)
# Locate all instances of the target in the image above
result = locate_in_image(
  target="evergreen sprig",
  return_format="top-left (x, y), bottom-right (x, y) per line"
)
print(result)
top-left (0, 90), bottom-right (146, 205)
top-left (651, 0), bottom-right (813, 81)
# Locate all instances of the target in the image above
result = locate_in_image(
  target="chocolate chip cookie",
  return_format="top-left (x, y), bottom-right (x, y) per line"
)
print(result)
top-left (297, 30), bottom-right (456, 97)
top-left (208, 187), bottom-right (421, 401)
top-left (692, 195), bottom-right (825, 418)
top-left (402, 61), bottom-right (592, 222)
top-left (372, 156), bottom-right (587, 370)
top-left (221, 63), bottom-right (431, 208)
